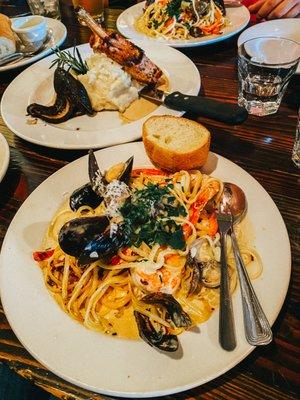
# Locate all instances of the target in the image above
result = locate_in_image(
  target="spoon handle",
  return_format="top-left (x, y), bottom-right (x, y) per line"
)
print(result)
top-left (231, 229), bottom-right (273, 346)
top-left (219, 231), bottom-right (236, 351)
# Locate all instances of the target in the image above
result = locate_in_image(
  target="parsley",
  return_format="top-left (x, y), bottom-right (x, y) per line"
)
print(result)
top-left (166, 0), bottom-right (182, 19)
top-left (120, 183), bottom-right (187, 250)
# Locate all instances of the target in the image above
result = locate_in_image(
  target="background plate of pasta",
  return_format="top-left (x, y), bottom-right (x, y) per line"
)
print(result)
top-left (117, 1), bottom-right (250, 48)
top-left (0, 142), bottom-right (290, 397)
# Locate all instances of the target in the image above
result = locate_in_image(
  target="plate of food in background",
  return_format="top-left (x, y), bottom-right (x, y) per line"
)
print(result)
top-left (0, 134), bottom-right (291, 397)
top-left (0, 13), bottom-right (200, 150)
top-left (0, 13), bottom-right (67, 72)
top-left (0, 132), bottom-right (9, 183)
top-left (117, 0), bottom-right (250, 48)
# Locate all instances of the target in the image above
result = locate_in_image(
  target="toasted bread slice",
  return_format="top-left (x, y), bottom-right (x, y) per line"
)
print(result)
top-left (142, 115), bottom-right (211, 171)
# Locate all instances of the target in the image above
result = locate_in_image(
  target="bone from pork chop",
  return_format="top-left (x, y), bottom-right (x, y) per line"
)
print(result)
top-left (77, 7), bottom-right (162, 86)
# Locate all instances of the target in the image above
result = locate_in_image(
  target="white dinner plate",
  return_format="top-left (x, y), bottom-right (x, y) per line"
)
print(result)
top-left (0, 42), bottom-right (200, 150)
top-left (0, 132), bottom-right (9, 183)
top-left (237, 19), bottom-right (300, 74)
top-left (0, 17), bottom-right (67, 73)
top-left (0, 142), bottom-right (291, 398)
top-left (117, 2), bottom-right (250, 48)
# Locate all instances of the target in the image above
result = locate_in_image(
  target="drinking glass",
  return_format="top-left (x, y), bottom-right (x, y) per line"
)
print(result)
top-left (237, 37), bottom-right (300, 116)
top-left (292, 108), bottom-right (300, 168)
top-left (27, 0), bottom-right (61, 19)
top-left (72, 0), bottom-right (108, 22)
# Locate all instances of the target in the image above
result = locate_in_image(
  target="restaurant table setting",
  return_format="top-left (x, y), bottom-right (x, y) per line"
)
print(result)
top-left (0, 0), bottom-right (299, 399)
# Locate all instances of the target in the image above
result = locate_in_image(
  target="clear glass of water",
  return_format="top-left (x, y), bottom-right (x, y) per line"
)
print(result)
top-left (238, 37), bottom-right (300, 116)
top-left (292, 108), bottom-right (300, 168)
top-left (27, 0), bottom-right (61, 19)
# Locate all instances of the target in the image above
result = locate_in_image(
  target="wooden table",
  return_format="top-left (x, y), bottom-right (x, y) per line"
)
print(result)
top-left (0, 1), bottom-right (299, 399)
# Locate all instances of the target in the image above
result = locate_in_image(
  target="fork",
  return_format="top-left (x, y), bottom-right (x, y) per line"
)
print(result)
top-left (217, 211), bottom-right (237, 351)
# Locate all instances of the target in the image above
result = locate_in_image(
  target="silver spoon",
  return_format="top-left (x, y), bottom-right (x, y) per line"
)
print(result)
top-left (0, 29), bottom-right (53, 67)
top-left (222, 183), bottom-right (273, 346)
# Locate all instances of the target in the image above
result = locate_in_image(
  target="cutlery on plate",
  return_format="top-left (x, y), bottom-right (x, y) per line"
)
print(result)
top-left (222, 183), bottom-right (273, 346)
top-left (139, 88), bottom-right (248, 125)
top-left (216, 207), bottom-right (237, 351)
top-left (0, 29), bottom-right (53, 67)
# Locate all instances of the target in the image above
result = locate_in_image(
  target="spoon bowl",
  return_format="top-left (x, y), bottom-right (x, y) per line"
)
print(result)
top-left (220, 182), bottom-right (273, 346)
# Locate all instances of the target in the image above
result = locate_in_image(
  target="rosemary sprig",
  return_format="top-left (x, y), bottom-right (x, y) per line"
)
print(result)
top-left (50, 45), bottom-right (88, 75)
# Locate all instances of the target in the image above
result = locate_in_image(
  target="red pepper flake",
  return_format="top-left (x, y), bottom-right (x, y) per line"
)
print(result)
top-left (33, 249), bottom-right (54, 262)
top-left (110, 255), bottom-right (122, 265)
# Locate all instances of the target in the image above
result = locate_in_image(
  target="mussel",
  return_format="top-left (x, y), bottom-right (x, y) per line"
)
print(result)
top-left (134, 293), bottom-right (192, 352)
top-left (70, 150), bottom-right (133, 211)
top-left (185, 253), bottom-right (202, 296)
top-left (27, 67), bottom-right (93, 124)
top-left (134, 311), bottom-right (178, 352)
top-left (58, 216), bottom-right (109, 258)
top-left (69, 183), bottom-right (103, 212)
top-left (78, 223), bottom-right (129, 266)
top-left (214, 0), bottom-right (226, 15)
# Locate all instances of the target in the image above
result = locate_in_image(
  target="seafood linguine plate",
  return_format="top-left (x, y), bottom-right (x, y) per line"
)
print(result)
top-left (0, 42), bottom-right (200, 150)
top-left (117, 2), bottom-right (250, 48)
top-left (0, 142), bottom-right (291, 397)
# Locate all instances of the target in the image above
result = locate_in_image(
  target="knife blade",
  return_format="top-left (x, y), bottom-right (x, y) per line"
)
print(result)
top-left (139, 88), bottom-right (248, 125)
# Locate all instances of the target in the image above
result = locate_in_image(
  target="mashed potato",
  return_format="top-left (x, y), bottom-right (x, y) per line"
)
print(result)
top-left (77, 53), bottom-right (142, 112)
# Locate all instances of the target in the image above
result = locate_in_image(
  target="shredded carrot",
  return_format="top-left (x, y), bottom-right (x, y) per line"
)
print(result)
top-left (131, 168), bottom-right (168, 177)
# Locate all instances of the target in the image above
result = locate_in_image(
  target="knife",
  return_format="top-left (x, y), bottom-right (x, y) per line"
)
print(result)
top-left (139, 88), bottom-right (248, 125)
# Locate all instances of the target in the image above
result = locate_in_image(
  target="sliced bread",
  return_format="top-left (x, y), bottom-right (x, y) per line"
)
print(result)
top-left (142, 115), bottom-right (211, 171)
top-left (0, 14), bottom-right (16, 59)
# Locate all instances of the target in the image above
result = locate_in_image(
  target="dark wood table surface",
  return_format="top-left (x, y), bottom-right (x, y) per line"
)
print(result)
top-left (0, 1), bottom-right (299, 399)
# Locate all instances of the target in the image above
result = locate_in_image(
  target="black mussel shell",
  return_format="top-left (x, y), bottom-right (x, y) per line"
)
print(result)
top-left (119, 156), bottom-right (134, 185)
top-left (78, 224), bottom-right (128, 266)
top-left (58, 216), bottom-right (110, 258)
top-left (27, 67), bottom-right (93, 124)
top-left (134, 311), bottom-right (178, 352)
top-left (54, 68), bottom-right (93, 115)
top-left (214, 0), bottom-right (226, 15)
top-left (141, 293), bottom-right (192, 328)
top-left (27, 96), bottom-right (74, 124)
top-left (69, 183), bottom-right (103, 211)
top-left (186, 253), bottom-right (202, 296)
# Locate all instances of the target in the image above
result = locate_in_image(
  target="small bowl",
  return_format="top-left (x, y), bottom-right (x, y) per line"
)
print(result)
top-left (12, 15), bottom-right (47, 51)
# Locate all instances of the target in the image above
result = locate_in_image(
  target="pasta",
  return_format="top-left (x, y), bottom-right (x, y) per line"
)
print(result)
top-left (33, 160), bottom-right (262, 352)
top-left (135, 0), bottom-right (229, 40)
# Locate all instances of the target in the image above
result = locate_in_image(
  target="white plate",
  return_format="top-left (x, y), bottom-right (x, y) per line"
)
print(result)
top-left (117, 2), bottom-right (250, 48)
top-left (0, 42), bottom-right (200, 150)
top-left (237, 19), bottom-right (300, 74)
top-left (0, 132), bottom-right (9, 183)
top-left (0, 142), bottom-right (291, 398)
top-left (0, 17), bottom-right (67, 73)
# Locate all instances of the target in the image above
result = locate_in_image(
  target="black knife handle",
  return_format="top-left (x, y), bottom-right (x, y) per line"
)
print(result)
top-left (164, 91), bottom-right (248, 125)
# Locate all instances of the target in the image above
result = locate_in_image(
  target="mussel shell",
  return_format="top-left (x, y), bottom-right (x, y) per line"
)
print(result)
top-left (54, 68), bottom-right (93, 115)
top-left (58, 216), bottom-right (110, 258)
top-left (27, 96), bottom-right (75, 124)
top-left (214, 0), bottom-right (226, 15)
top-left (141, 293), bottom-right (192, 328)
top-left (78, 224), bottom-right (128, 265)
top-left (186, 253), bottom-right (202, 296)
top-left (134, 311), bottom-right (178, 352)
top-left (69, 183), bottom-right (103, 211)
top-left (119, 156), bottom-right (134, 185)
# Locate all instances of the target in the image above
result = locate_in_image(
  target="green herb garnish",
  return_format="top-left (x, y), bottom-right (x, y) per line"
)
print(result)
top-left (120, 183), bottom-right (187, 250)
top-left (166, 0), bottom-right (182, 19)
top-left (50, 45), bottom-right (88, 75)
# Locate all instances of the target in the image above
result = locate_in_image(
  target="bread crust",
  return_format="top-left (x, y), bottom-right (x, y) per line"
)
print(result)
top-left (142, 115), bottom-right (211, 171)
top-left (0, 14), bottom-right (15, 43)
